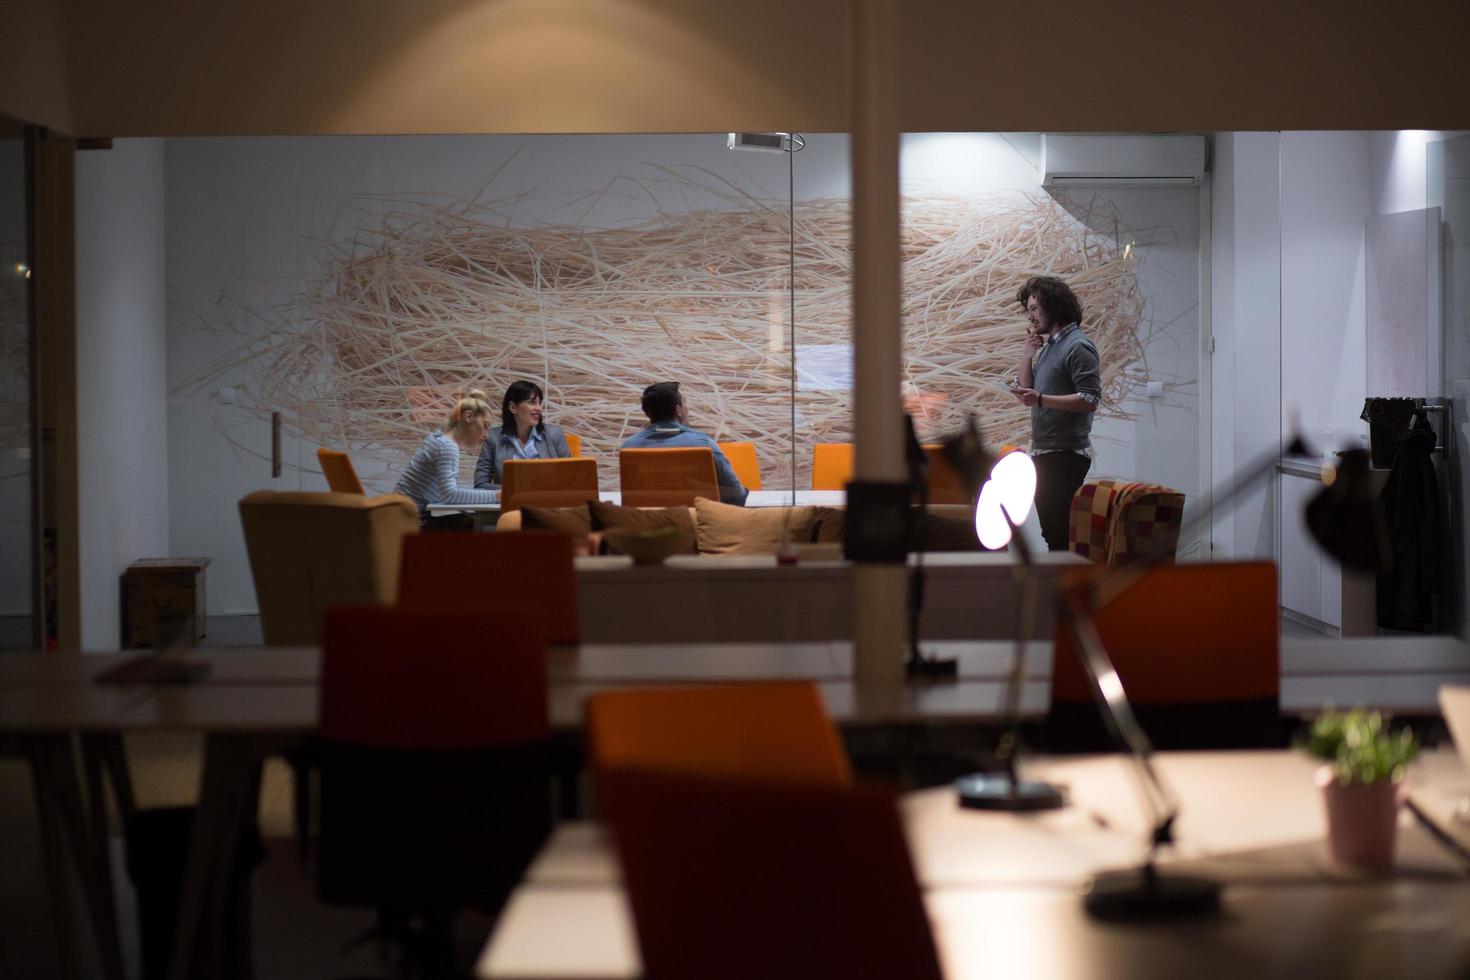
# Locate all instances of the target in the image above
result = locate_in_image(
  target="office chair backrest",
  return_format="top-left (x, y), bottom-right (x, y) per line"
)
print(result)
top-left (501, 457), bottom-right (599, 513)
top-left (602, 770), bottom-right (943, 980)
top-left (717, 441), bottom-right (762, 491)
top-left (618, 447), bottom-right (720, 507)
top-left (1049, 561), bottom-right (1280, 748)
top-left (588, 682), bottom-right (851, 787)
top-left (921, 444), bottom-right (972, 504)
top-left (317, 604), bottom-right (552, 916)
top-left (564, 432), bottom-right (583, 457)
top-left (317, 447), bottom-right (366, 495)
top-left (396, 530), bottom-right (580, 645)
top-left (238, 490), bottom-right (418, 645)
top-left (321, 605), bottom-right (548, 749)
top-left (810, 443), bottom-right (852, 491)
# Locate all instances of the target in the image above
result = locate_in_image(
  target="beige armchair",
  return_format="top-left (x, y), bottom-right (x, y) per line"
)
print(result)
top-left (239, 490), bottom-right (419, 645)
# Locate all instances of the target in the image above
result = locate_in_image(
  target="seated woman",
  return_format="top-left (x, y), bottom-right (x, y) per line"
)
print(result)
top-left (394, 390), bottom-right (501, 526)
top-left (473, 379), bottom-right (573, 489)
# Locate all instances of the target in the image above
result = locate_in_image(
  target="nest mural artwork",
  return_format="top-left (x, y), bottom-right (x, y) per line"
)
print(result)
top-left (176, 173), bottom-right (1150, 491)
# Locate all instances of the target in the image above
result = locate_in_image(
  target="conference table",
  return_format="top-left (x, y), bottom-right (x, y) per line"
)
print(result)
top-left (426, 490), bottom-right (847, 519)
top-left (477, 749), bottom-right (1470, 980)
top-left (4, 635), bottom-right (1469, 980)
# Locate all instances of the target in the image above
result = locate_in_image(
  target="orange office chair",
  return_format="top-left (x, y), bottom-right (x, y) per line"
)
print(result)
top-left (501, 457), bottom-right (599, 513)
top-left (601, 771), bottom-right (943, 980)
top-left (587, 682), bottom-right (851, 788)
top-left (317, 606), bottom-right (552, 970)
top-left (397, 530), bottom-right (580, 644)
top-left (618, 447), bottom-right (720, 507)
top-left (810, 443), bottom-right (853, 491)
top-left (317, 447), bottom-right (365, 495)
top-left (921, 444), bottom-right (972, 504)
top-left (564, 432), bottom-right (583, 457)
top-left (717, 441), bottom-right (762, 491)
top-left (1048, 561), bottom-right (1282, 750)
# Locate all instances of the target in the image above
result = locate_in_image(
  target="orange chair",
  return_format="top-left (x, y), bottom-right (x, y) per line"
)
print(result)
top-left (501, 457), bottom-right (599, 513)
top-left (587, 682), bottom-right (851, 788)
top-left (601, 771), bottom-right (943, 980)
top-left (564, 432), bottom-right (583, 457)
top-left (397, 531), bottom-right (580, 644)
top-left (716, 441), bottom-right (762, 491)
top-left (317, 605), bottom-right (551, 942)
top-left (317, 447), bottom-right (365, 495)
top-left (921, 444), bottom-right (971, 504)
top-left (1049, 561), bottom-right (1281, 750)
top-left (618, 447), bottom-right (720, 507)
top-left (810, 443), bottom-right (852, 491)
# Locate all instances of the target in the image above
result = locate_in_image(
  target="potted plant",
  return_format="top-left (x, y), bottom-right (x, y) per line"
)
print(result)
top-left (1303, 708), bottom-right (1420, 870)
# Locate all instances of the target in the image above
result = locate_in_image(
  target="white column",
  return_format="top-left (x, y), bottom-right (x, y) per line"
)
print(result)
top-left (849, 0), bottom-right (905, 686)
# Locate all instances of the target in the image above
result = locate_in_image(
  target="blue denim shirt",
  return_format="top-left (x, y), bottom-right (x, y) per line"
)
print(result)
top-left (1027, 322), bottom-right (1101, 453)
top-left (620, 422), bottom-right (748, 505)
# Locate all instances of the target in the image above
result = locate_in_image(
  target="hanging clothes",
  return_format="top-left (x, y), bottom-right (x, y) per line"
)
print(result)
top-left (1376, 414), bottom-right (1439, 631)
top-left (1361, 397), bottom-right (1420, 469)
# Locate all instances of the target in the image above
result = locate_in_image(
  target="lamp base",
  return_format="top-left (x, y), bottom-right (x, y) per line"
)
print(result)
top-left (906, 654), bottom-right (959, 679)
top-left (955, 773), bottom-right (1067, 811)
top-left (1083, 866), bottom-right (1222, 921)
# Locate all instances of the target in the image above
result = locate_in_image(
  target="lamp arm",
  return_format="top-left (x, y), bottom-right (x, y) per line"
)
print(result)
top-left (1063, 602), bottom-right (1178, 851)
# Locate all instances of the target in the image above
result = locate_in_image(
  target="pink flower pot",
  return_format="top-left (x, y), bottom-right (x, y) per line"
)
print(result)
top-left (1316, 764), bottom-right (1404, 870)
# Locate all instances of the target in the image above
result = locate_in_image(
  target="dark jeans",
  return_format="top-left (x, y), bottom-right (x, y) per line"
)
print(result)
top-left (1032, 451), bottom-right (1092, 552)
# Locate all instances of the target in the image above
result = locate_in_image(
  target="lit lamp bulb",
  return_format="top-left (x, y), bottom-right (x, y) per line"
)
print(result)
top-left (974, 450), bottom-right (1037, 549)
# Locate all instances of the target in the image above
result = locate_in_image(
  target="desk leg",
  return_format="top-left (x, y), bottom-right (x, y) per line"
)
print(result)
top-left (26, 735), bottom-right (127, 980)
top-left (165, 734), bottom-right (260, 980)
top-left (27, 737), bottom-right (79, 980)
top-left (81, 735), bottom-right (129, 980)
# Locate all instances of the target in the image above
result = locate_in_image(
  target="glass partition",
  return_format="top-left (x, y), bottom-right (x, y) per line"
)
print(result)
top-left (0, 127), bottom-right (32, 651)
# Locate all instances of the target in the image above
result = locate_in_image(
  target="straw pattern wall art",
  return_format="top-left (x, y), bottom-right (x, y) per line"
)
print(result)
top-left (176, 172), bottom-right (1151, 490)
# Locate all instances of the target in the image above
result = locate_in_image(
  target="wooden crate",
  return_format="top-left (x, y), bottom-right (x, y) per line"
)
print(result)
top-left (123, 558), bottom-right (210, 649)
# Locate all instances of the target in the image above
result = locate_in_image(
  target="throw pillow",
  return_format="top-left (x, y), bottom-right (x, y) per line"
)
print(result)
top-left (807, 505), bottom-right (846, 544)
top-left (520, 504), bottom-right (593, 537)
top-left (588, 500), bottom-right (698, 554)
top-left (693, 498), bottom-right (815, 555)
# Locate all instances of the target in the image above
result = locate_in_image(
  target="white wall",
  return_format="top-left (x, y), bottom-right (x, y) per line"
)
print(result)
top-left (1211, 132), bottom-right (1282, 561)
top-left (76, 139), bottom-right (171, 649)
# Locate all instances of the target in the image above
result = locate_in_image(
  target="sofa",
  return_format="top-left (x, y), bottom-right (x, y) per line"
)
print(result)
top-left (496, 497), bottom-right (986, 557)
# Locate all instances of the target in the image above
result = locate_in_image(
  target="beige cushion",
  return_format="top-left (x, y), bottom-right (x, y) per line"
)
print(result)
top-left (588, 500), bottom-right (698, 554)
top-left (693, 498), bottom-right (816, 556)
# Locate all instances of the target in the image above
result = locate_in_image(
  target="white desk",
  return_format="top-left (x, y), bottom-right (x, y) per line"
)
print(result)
top-left (478, 751), bottom-right (1470, 980)
top-left (427, 489), bottom-right (846, 516)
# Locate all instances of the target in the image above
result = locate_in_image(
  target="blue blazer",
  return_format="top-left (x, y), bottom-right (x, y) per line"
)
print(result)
top-left (473, 423), bottom-right (572, 488)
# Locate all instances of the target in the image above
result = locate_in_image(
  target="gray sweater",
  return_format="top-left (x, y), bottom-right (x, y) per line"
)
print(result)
top-left (1028, 323), bottom-right (1101, 453)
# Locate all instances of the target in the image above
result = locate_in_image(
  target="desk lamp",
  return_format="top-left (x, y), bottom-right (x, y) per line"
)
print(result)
top-left (942, 418), bottom-right (1390, 919)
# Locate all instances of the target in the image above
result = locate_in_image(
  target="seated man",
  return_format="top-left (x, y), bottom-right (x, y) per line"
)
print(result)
top-left (621, 381), bottom-right (748, 506)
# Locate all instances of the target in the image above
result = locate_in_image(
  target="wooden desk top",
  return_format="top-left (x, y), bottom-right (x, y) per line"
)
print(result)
top-left (478, 751), bottom-right (1470, 980)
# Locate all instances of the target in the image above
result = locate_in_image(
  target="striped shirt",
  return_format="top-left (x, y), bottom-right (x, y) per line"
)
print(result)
top-left (394, 430), bottom-right (500, 520)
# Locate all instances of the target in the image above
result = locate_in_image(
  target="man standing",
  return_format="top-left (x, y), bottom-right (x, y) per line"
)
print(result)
top-left (1011, 276), bottom-right (1101, 551)
top-left (621, 381), bottom-right (748, 505)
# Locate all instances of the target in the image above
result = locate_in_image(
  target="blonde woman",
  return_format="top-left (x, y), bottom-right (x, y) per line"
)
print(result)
top-left (394, 390), bottom-right (501, 527)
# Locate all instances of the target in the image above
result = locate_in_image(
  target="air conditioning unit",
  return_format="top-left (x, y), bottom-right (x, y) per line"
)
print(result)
top-left (1040, 134), bottom-right (1206, 187)
top-left (726, 133), bottom-right (804, 153)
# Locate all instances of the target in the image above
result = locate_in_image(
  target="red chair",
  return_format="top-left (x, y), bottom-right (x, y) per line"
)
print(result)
top-left (1049, 561), bottom-right (1281, 750)
top-left (396, 530), bottom-right (580, 645)
top-left (601, 770), bottom-right (942, 980)
top-left (317, 605), bottom-right (551, 967)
